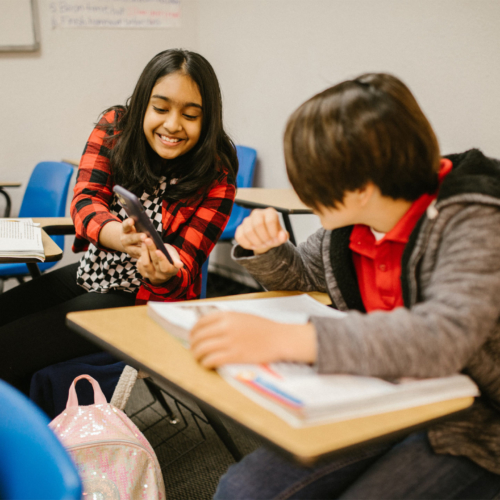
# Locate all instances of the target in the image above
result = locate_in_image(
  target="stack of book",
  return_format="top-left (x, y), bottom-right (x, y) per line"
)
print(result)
top-left (147, 294), bottom-right (479, 427)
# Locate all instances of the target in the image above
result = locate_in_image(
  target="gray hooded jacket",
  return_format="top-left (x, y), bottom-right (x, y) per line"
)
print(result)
top-left (233, 149), bottom-right (500, 473)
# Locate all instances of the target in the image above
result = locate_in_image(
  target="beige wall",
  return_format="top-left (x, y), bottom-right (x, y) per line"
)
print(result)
top-left (0, 0), bottom-right (199, 270)
top-left (200, 0), bottom-right (500, 189)
top-left (0, 0), bottom-right (199, 212)
top-left (198, 0), bottom-right (500, 251)
top-left (1, 0), bottom-right (499, 274)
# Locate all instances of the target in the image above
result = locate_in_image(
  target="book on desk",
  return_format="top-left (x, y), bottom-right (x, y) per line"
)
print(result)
top-left (0, 218), bottom-right (45, 261)
top-left (147, 294), bottom-right (479, 428)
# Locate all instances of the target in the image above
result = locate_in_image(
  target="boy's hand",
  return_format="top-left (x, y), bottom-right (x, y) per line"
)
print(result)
top-left (190, 312), bottom-right (317, 368)
top-left (120, 219), bottom-right (144, 259)
top-left (235, 208), bottom-right (289, 254)
top-left (137, 237), bottom-right (184, 285)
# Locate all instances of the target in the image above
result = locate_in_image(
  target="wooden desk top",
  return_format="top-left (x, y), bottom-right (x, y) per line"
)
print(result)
top-left (33, 217), bottom-right (75, 235)
top-left (235, 188), bottom-right (312, 214)
top-left (61, 159), bottom-right (79, 167)
top-left (67, 290), bottom-right (473, 465)
top-left (41, 230), bottom-right (63, 261)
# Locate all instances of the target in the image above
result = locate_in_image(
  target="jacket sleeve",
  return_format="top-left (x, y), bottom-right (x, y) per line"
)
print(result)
top-left (231, 227), bottom-right (329, 293)
top-left (70, 113), bottom-right (121, 252)
top-left (312, 204), bottom-right (500, 378)
top-left (138, 177), bottom-right (235, 301)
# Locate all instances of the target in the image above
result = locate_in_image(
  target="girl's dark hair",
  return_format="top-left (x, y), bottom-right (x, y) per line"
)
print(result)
top-left (284, 73), bottom-right (441, 210)
top-left (99, 49), bottom-right (238, 199)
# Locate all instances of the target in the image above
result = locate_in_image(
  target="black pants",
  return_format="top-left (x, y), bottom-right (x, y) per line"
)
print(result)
top-left (0, 263), bottom-right (137, 395)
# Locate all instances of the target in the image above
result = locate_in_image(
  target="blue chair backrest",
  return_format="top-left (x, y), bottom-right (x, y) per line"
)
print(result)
top-left (0, 380), bottom-right (82, 500)
top-left (19, 161), bottom-right (74, 219)
top-left (19, 161), bottom-right (74, 261)
top-left (220, 145), bottom-right (257, 240)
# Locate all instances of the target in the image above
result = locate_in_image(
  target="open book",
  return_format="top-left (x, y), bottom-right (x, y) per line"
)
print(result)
top-left (147, 294), bottom-right (479, 427)
top-left (0, 218), bottom-right (45, 261)
top-left (147, 294), bottom-right (344, 348)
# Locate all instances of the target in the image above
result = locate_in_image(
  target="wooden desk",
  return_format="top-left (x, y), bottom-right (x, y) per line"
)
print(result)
top-left (235, 188), bottom-right (312, 245)
top-left (61, 159), bottom-right (79, 167)
top-left (0, 182), bottom-right (22, 218)
top-left (34, 217), bottom-right (75, 235)
top-left (0, 224), bottom-right (63, 278)
top-left (66, 291), bottom-right (473, 465)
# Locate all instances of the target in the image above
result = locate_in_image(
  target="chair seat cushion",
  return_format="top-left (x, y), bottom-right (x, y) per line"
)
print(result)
top-left (0, 261), bottom-right (57, 277)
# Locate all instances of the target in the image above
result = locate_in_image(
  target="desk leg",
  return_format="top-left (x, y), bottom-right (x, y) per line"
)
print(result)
top-left (143, 377), bottom-right (179, 424)
top-left (282, 213), bottom-right (296, 246)
top-left (198, 402), bottom-right (243, 462)
top-left (27, 263), bottom-right (41, 279)
top-left (0, 188), bottom-right (12, 217)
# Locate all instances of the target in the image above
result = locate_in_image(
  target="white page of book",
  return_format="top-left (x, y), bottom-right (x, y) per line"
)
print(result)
top-left (0, 219), bottom-right (43, 252)
top-left (149, 294), bottom-right (345, 332)
top-left (219, 364), bottom-right (479, 427)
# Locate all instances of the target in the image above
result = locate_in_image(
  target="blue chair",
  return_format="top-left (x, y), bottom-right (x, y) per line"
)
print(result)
top-left (0, 379), bottom-right (82, 500)
top-left (0, 161), bottom-right (74, 286)
top-left (220, 145), bottom-right (257, 240)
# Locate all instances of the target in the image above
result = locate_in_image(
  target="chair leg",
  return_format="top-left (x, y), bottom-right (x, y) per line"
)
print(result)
top-left (143, 378), bottom-right (179, 424)
top-left (16, 277), bottom-right (25, 285)
top-left (198, 402), bottom-right (243, 462)
top-left (0, 279), bottom-right (3, 294)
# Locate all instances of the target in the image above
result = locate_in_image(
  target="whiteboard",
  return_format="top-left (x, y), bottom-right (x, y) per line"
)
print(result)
top-left (0, 0), bottom-right (39, 51)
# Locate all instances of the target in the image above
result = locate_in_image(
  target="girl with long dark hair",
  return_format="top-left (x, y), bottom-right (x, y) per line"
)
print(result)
top-left (0, 49), bottom-right (238, 395)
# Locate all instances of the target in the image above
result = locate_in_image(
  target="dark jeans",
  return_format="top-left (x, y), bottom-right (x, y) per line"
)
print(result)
top-left (0, 263), bottom-right (136, 395)
top-left (214, 432), bottom-right (500, 500)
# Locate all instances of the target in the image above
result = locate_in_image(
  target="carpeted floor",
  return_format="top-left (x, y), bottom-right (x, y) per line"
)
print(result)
top-left (125, 378), bottom-right (263, 500)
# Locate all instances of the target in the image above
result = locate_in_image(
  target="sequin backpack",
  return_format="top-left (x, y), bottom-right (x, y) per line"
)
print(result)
top-left (49, 374), bottom-right (165, 499)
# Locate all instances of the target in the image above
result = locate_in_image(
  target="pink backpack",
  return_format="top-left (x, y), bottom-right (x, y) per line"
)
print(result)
top-left (49, 374), bottom-right (165, 500)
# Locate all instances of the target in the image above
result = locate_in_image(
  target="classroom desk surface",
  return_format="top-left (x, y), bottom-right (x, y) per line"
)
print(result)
top-left (66, 290), bottom-right (474, 465)
top-left (235, 188), bottom-right (312, 214)
top-left (34, 216), bottom-right (75, 235)
top-left (235, 189), bottom-right (312, 245)
top-left (0, 218), bottom-right (64, 280)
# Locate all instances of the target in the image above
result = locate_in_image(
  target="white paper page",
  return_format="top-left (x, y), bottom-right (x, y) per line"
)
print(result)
top-left (148, 294), bottom-right (344, 332)
top-left (0, 219), bottom-right (43, 252)
top-left (219, 365), bottom-right (479, 427)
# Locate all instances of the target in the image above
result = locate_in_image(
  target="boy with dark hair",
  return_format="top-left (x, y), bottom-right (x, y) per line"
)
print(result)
top-left (191, 73), bottom-right (500, 499)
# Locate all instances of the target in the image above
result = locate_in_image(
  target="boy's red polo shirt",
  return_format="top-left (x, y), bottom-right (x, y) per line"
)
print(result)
top-left (349, 159), bottom-right (452, 312)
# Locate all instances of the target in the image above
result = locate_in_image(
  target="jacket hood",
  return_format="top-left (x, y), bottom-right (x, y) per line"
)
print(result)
top-left (440, 149), bottom-right (500, 203)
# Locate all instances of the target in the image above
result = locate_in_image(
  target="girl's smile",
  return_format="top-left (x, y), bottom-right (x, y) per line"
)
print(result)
top-left (157, 134), bottom-right (184, 146)
top-left (143, 71), bottom-right (203, 160)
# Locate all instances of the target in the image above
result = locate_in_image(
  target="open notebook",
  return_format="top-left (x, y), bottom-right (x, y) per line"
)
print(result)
top-left (0, 219), bottom-right (44, 261)
top-left (147, 294), bottom-right (479, 427)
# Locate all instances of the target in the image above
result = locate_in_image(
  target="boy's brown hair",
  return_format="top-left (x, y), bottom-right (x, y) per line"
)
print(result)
top-left (284, 73), bottom-right (441, 209)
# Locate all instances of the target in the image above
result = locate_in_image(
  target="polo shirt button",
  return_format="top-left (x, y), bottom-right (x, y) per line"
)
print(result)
top-left (378, 264), bottom-right (387, 271)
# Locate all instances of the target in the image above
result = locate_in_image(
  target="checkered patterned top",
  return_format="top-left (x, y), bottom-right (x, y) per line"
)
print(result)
top-left (76, 177), bottom-right (168, 294)
top-left (71, 111), bottom-right (236, 303)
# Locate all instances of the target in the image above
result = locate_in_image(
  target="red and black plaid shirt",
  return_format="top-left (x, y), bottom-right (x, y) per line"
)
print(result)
top-left (71, 112), bottom-right (236, 304)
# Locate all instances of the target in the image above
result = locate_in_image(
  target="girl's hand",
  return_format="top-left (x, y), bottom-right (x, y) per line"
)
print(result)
top-left (235, 208), bottom-right (289, 255)
top-left (120, 219), bottom-right (144, 259)
top-left (190, 312), bottom-right (317, 368)
top-left (137, 237), bottom-right (184, 285)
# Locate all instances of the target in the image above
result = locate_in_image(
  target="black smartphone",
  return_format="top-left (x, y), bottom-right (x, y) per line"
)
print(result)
top-left (113, 185), bottom-right (174, 264)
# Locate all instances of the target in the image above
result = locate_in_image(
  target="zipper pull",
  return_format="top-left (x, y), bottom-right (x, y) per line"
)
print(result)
top-left (426, 200), bottom-right (439, 220)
